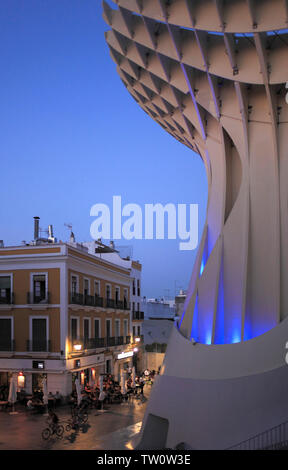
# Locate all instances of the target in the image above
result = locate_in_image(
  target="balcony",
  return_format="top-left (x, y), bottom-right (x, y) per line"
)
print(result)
top-left (94, 295), bottom-right (103, 307)
top-left (70, 293), bottom-right (130, 311)
top-left (83, 294), bottom-right (95, 307)
top-left (106, 298), bottom-right (115, 309)
top-left (71, 335), bottom-right (131, 352)
top-left (107, 336), bottom-right (127, 347)
top-left (123, 300), bottom-right (130, 311)
top-left (0, 339), bottom-right (15, 351)
top-left (26, 339), bottom-right (51, 352)
top-left (27, 292), bottom-right (50, 304)
top-left (132, 311), bottom-right (144, 320)
top-left (0, 291), bottom-right (14, 305)
top-left (70, 293), bottom-right (104, 308)
top-left (115, 300), bottom-right (124, 310)
top-left (84, 337), bottom-right (105, 349)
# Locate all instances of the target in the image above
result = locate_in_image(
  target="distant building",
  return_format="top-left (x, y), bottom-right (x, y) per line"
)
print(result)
top-left (135, 297), bottom-right (176, 372)
top-left (174, 290), bottom-right (187, 318)
top-left (141, 297), bottom-right (176, 320)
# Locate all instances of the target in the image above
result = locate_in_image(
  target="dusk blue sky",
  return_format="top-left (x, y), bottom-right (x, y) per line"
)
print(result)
top-left (0, 0), bottom-right (208, 299)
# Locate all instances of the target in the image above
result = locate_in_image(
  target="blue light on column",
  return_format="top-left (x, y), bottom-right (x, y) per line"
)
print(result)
top-left (200, 259), bottom-right (205, 276)
top-left (190, 294), bottom-right (198, 342)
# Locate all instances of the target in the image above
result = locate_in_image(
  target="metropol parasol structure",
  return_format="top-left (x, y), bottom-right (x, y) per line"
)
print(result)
top-left (103, 0), bottom-right (288, 449)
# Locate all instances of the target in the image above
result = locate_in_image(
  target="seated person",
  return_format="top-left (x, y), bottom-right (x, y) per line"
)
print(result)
top-left (55, 391), bottom-right (62, 403)
top-left (26, 399), bottom-right (34, 409)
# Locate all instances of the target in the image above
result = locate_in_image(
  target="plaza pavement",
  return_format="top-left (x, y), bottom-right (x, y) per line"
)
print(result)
top-left (0, 385), bottom-right (151, 450)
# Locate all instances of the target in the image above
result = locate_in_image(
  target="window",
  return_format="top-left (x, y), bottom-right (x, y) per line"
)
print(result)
top-left (123, 319), bottom-right (128, 337)
top-left (94, 281), bottom-right (100, 297)
top-left (0, 318), bottom-right (12, 351)
top-left (71, 276), bottom-right (77, 295)
top-left (71, 318), bottom-right (78, 342)
top-left (137, 326), bottom-right (141, 336)
top-left (124, 289), bottom-right (128, 309)
top-left (106, 285), bottom-right (111, 299)
top-left (106, 319), bottom-right (111, 338)
top-left (137, 279), bottom-right (140, 296)
top-left (32, 274), bottom-right (47, 303)
top-left (115, 287), bottom-right (120, 304)
top-left (133, 280), bottom-right (136, 296)
top-left (115, 319), bottom-right (120, 338)
top-left (137, 302), bottom-right (140, 312)
top-left (84, 279), bottom-right (90, 296)
top-left (0, 276), bottom-right (11, 304)
top-left (84, 319), bottom-right (90, 341)
top-left (32, 318), bottom-right (47, 351)
top-left (94, 319), bottom-right (100, 338)
top-left (133, 326), bottom-right (136, 337)
top-left (132, 302), bottom-right (135, 313)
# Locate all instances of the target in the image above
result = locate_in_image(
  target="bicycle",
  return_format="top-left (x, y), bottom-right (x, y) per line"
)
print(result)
top-left (65, 406), bottom-right (88, 431)
top-left (41, 421), bottom-right (64, 440)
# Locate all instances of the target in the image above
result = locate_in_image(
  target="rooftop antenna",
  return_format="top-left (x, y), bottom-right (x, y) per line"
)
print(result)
top-left (164, 289), bottom-right (171, 300)
top-left (64, 223), bottom-right (73, 231)
top-left (64, 223), bottom-right (75, 243)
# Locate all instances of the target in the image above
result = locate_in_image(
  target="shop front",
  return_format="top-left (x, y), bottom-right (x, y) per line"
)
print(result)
top-left (69, 353), bottom-right (105, 391)
top-left (113, 350), bottom-right (134, 382)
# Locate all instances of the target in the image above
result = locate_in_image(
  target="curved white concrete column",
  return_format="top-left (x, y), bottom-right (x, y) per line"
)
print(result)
top-left (103, 0), bottom-right (288, 448)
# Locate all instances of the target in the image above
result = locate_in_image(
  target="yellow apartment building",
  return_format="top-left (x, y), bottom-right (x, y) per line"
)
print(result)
top-left (0, 229), bottom-right (142, 398)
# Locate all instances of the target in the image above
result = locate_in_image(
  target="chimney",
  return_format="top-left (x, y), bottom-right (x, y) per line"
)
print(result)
top-left (110, 240), bottom-right (115, 250)
top-left (34, 217), bottom-right (40, 240)
top-left (0, 240), bottom-right (4, 248)
top-left (48, 225), bottom-right (54, 239)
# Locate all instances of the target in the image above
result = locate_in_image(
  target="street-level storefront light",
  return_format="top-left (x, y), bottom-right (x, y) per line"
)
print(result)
top-left (135, 337), bottom-right (141, 343)
top-left (18, 372), bottom-right (25, 388)
top-left (134, 347), bottom-right (138, 352)
top-left (73, 343), bottom-right (82, 352)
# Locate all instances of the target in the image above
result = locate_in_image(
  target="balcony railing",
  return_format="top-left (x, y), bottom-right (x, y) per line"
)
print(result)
top-left (84, 294), bottom-right (95, 306)
top-left (72, 335), bottom-right (131, 351)
top-left (27, 292), bottom-right (50, 304)
top-left (26, 340), bottom-right (51, 352)
top-left (70, 293), bottom-right (105, 308)
top-left (70, 293), bottom-right (130, 310)
top-left (94, 295), bottom-right (103, 307)
top-left (71, 292), bottom-right (83, 305)
top-left (106, 298), bottom-right (115, 309)
top-left (132, 311), bottom-right (144, 320)
top-left (115, 300), bottom-right (124, 310)
top-left (0, 339), bottom-right (15, 351)
top-left (0, 291), bottom-right (14, 305)
top-left (84, 337), bottom-right (105, 349)
top-left (70, 292), bottom-right (130, 310)
top-left (123, 300), bottom-right (130, 311)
